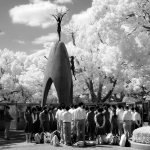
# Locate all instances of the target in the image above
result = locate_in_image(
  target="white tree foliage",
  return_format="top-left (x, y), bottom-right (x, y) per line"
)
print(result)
top-left (1, 0), bottom-right (150, 103)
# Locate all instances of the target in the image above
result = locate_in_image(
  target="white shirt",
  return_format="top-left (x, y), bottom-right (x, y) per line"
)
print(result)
top-left (116, 108), bottom-right (119, 114)
top-left (74, 107), bottom-right (86, 120)
top-left (55, 109), bottom-right (61, 123)
top-left (133, 112), bottom-right (141, 122)
top-left (131, 111), bottom-right (135, 121)
top-left (72, 108), bottom-right (76, 120)
top-left (69, 108), bottom-right (74, 115)
top-left (69, 108), bottom-right (75, 120)
top-left (116, 109), bottom-right (124, 123)
top-left (59, 109), bottom-right (65, 121)
top-left (122, 110), bottom-right (132, 121)
top-left (62, 111), bottom-right (72, 122)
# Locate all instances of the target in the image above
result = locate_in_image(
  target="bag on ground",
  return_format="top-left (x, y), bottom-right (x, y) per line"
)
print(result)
top-left (71, 133), bottom-right (77, 144)
top-left (73, 141), bottom-right (86, 147)
top-left (34, 133), bottom-right (41, 144)
top-left (98, 135), bottom-right (105, 145)
top-left (105, 133), bottom-right (113, 144)
top-left (40, 132), bottom-right (45, 144)
top-left (125, 139), bottom-right (131, 147)
top-left (119, 134), bottom-right (126, 147)
top-left (86, 141), bottom-right (96, 147)
top-left (51, 135), bottom-right (59, 146)
top-left (52, 130), bottom-right (61, 141)
top-left (110, 136), bottom-right (119, 145)
top-left (102, 135), bottom-right (107, 144)
top-left (44, 132), bottom-right (51, 143)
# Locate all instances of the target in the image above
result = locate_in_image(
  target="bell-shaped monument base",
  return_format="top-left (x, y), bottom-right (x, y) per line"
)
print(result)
top-left (41, 41), bottom-right (73, 107)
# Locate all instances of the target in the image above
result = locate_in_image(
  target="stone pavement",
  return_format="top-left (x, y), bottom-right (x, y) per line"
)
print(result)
top-left (0, 130), bottom-right (139, 150)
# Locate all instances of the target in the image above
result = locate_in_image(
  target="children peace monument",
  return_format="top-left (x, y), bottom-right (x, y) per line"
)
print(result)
top-left (41, 10), bottom-right (73, 106)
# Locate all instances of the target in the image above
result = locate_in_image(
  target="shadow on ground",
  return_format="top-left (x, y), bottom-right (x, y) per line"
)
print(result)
top-left (0, 130), bottom-right (25, 149)
top-left (97, 145), bottom-right (113, 148)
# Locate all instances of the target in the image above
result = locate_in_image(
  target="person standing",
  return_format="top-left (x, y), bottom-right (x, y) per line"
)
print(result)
top-left (71, 105), bottom-right (77, 134)
top-left (55, 106), bottom-right (62, 132)
top-left (39, 106), bottom-right (50, 132)
top-left (86, 107), bottom-right (96, 140)
top-left (110, 108), bottom-right (118, 136)
top-left (52, 106), bottom-right (57, 132)
top-left (95, 107), bottom-right (106, 145)
top-left (62, 106), bottom-right (72, 145)
top-left (4, 105), bottom-right (13, 140)
top-left (116, 105), bottom-right (124, 137)
top-left (36, 106), bottom-right (41, 133)
top-left (122, 106), bottom-right (132, 139)
top-left (133, 107), bottom-right (141, 130)
top-left (49, 108), bottom-right (54, 132)
top-left (59, 105), bottom-right (66, 143)
top-left (103, 106), bottom-right (111, 134)
top-left (74, 102), bottom-right (86, 142)
top-left (31, 107), bottom-right (37, 141)
top-left (24, 106), bottom-right (33, 142)
top-left (130, 107), bottom-right (135, 135)
top-left (69, 105), bottom-right (75, 133)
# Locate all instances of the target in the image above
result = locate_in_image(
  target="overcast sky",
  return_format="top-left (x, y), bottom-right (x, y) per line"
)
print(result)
top-left (0, 0), bottom-right (92, 54)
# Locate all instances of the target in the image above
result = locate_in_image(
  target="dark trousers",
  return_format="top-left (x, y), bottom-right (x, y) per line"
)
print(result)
top-left (133, 121), bottom-right (140, 130)
top-left (131, 121), bottom-right (134, 134)
top-left (111, 123), bottom-right (118, 135)
top-left (41, 121), bottom-right (49, 132)
top-left (63, 122), bottom-right (71, 144)
top-left (105, 120), bottom-right (111, 134)
top-left (5, 122), bottom-right (11, 138)
top-left (76, 119), bottom-right (85, 142)
top-left (87, 122), bottom-right (96, 139)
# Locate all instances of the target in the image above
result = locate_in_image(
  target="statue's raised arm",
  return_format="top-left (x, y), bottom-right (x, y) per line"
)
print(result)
top-left (51, 9), bottom-right (69, 41)
top-left (51, 15), bottom-right (58, 21)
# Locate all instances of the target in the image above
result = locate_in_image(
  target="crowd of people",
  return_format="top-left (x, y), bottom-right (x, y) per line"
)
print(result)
top-left (23, 102), bottom-right (142, 145)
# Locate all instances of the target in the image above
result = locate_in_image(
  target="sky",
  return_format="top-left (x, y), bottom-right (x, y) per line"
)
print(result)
top-left (0, 0), bottom-right (92, 54)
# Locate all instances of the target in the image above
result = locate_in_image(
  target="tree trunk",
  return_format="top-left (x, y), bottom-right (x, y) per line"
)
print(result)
top-left (102, 79), bottom-right (117, 102)
top-left (85, 79), bottom-right (97, 102)
top-left (71, 33), bottom-right (76, 46)
top-left (113, 92), bottom-right (125, 102)
top-left (97, 76), bottom-right (103, 103)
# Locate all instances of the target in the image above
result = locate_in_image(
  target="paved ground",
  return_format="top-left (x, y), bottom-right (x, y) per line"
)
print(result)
top-left (0, 130), bottom-right (139, 150)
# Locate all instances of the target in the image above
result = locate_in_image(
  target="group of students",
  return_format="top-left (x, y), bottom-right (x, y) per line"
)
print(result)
top-left (24, 104), bottom-right (57, 142)
top-left (24, 102), bottom-right (142, 145)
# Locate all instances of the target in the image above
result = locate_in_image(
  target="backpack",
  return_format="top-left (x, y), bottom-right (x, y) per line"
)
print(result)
top-left (71, 133), bottom-right (77, 144)
top-left (51, 130), bottom-right (61, 141)
top-left (105, 133), bottom-right (113, 144)
top-left (110, 136), bottom-right (119, 145)
top-left (96, 135), bottom-right (106, 145)
top-left (125, 139), bottom-right (131, 147)
top-left (73, 141), bottom-right (86, 147)
top-left (44, 132), bottom-right (51, 143)
top-left (34, 133), bottom-right (41, 144)
top-left (40, 132), bottom-right (45, 144)
top-left (119, 134), bottom-right (126, 147)
top-left (86, 141), bottom-right (96, 147)
top-left (51, 135), bottom-right (59, 146)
